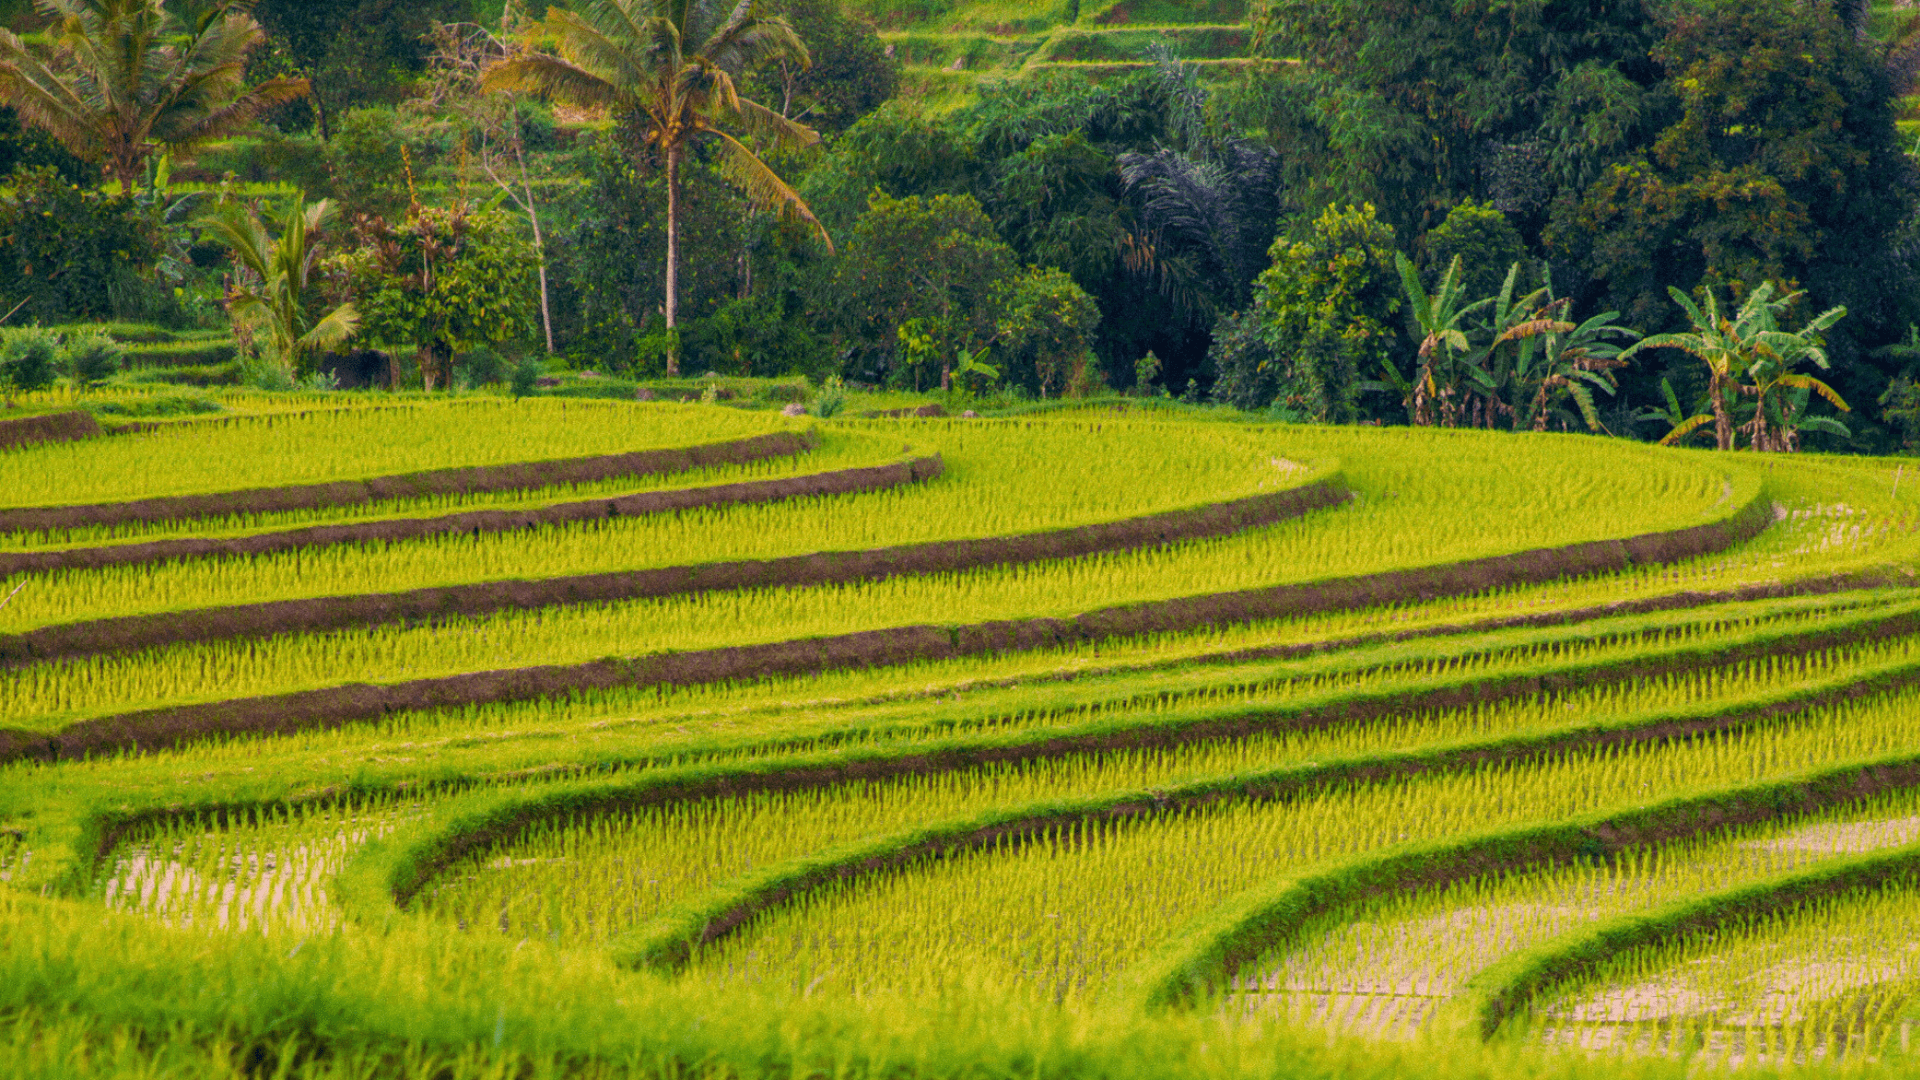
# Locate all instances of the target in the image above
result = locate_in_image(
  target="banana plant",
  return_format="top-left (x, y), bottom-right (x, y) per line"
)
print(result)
top-left (1502, 272), bottom-right (1637, 433)
top-left (1742, 334), bottom-right (1851, 451)
top-left (1621, 282), bottom-right (1846, 451)
top-left (1467, 262), bottom-right (1559, 428)
top-left (197, 195), bottom-right (359, 378)
top-left (1394, 252), bottom-right (1494, 426)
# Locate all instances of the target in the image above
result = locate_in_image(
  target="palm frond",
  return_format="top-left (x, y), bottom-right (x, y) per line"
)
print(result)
top-left (297, 302), bottom-right (360, 353)
top-left (711, 129), bottom-right (830, 249)
top-left (483, 51), bottom-right (626, 108)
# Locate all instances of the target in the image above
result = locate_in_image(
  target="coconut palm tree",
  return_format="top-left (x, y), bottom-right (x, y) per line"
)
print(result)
top-left (482, 0), bottom-right (829, 376)
top-left (198, 195), bottom-right (359, 379)
top-left (0, 0), bottom-right (308, 194)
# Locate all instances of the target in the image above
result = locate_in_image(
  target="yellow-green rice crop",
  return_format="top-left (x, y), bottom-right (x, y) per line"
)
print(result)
top-left (9, 531), bottom-right (1906, 734)
top-left (0, 426), bottom-right (1738, 715)
top-left (6, 590), bottom-right (1900, 821)
top-left (682, 688), bottom-right (1920, 1005)
top-left (420, 631), bottom-right (1920, 953)
top-left (92, 795), bottom-right (418, 937)
top-left (0, 399), bottom-right (800, 509)
top-left (1536, 874), bottom-right (1920, 1064)
top-left (0, 419), bottom-right (1317, 631)
top-left (0, 429), bottom-right (904, 552)
top-left (1235, 791), bottom-right (1920, 1037)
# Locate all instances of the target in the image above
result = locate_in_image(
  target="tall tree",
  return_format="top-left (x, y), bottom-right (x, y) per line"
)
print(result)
top-left (250, 0), bottom-right (474, 140)
top-left (483, 0), bottom-right (829, 376)
top-left (0, 0), bottom-right (307, 193)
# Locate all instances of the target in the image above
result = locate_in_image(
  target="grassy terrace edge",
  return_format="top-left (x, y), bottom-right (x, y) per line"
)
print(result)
top-left (0, 459), bottom-right (1330, 663)
top-left (0, 429), bottom-right (817, 531)
top-left (1440, 839), bottom-right (1920, 1041)
top-left (317, 600), bottom-right (1920, 962)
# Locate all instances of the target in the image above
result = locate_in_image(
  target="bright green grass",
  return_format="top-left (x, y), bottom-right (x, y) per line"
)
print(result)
top-left (683, 689), bottom-right (1920, 1005)
top-left (0, 399), bottom-right (801, 509)
top-left (415, 631), bottom-right (1920, 949)
top-left (0, 419), bottom-right (1311, 631)
top-left (0, 426), bottom-right (1738, 726)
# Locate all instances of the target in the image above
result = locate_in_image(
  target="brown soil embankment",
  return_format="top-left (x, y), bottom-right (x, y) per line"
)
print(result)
top-left (0, 454), bottom-right (940, 577)
top-left (0, 411), bottom-right (101, 451)
top-left (0, 430), bottom-right (814, 533)
top-left (0, 472), bottom-right (1337, 664)
top-left (0, 484), bottom-right (1777, 763)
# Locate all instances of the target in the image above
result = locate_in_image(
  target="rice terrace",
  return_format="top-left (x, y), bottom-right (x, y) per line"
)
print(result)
top-left (15, 0), bottom-right (1920, 1077)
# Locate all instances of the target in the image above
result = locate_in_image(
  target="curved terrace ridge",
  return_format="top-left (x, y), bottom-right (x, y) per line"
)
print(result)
top-left (0, 470), bottom-right (1771, 762)
top-left (0, 429), bottom-right (819, 532)
top-left (323, 604), bottom-right (1920, 964)
top-left (0, 459), bottom-right (1328, 664)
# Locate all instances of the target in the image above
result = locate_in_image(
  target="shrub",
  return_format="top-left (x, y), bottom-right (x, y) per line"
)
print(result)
top-left (808, 375), bottom-right (848, 417)
top-left (510, 356), bottom-right (543, 398)
top-left (0, 327), bottom-right (59, 393)
top-left (62, 331), bottom-right (124, 386)
top-left (457, 347), bottom-right (509, 387)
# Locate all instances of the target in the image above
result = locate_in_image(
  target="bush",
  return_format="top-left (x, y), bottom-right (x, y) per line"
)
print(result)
top-left (62, 332), bottom-right (124, 386)
top-left (0, 327), bottom-right (59, 393)
top-left (808, 375), bottom-right (848, 417)
top-left (0, 168), bottom-right (174, 325)
top-left (510, 356), bottom-right (543, 398)
top-left (456, 347), bottom-right (509, 387)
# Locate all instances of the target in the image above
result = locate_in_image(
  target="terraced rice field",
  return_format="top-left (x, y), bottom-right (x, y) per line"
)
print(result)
top-left (8, 394), bottom-right (1920, 1079)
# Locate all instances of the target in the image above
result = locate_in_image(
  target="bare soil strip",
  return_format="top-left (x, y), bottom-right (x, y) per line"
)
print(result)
top-left (0, 467), bottom-right (1330, 665)
top-left (0, 487), bottom-right (1772, 763)
top-left (0, 410), bottom-right (102, 452)
top-left (0, 429), bottom-right (815, 532)
top-left (0, 454), bottom-right (941, 577)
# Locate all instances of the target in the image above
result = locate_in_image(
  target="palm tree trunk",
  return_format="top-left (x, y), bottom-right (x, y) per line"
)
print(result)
top-left (664, 140), bottom-right (682, 378)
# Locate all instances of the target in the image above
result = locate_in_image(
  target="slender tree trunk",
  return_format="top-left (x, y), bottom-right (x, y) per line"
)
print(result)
top-left (664, 140), bottom-right (682, 378)
top-left (509, 119), bottom-right (555, 355)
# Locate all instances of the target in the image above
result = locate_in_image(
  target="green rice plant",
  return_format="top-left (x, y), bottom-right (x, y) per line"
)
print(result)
top-left (91, 794), bottom-right (418, 937)
top-left (7, 589), bottom-right (1900, 846)
top-left (0, 398), bottom-right (801, 509)
top-left (0, 513), bottom-right (1886, 737)
top-left (0, 429), bottom-right (904, 552)
top-left (1233, 790), bottom-right (1920, 1040)
top-left (0, 420), bottom-right (1315, 630)
top-left (0, 427), bottom-right (1742, 715)
top-left (418, 632), bottom-right (1920, 957)
top-left (1534, 873), bottom-right (1920, 1065)
top-left (678, 689), bottom-right (1920, 1006)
